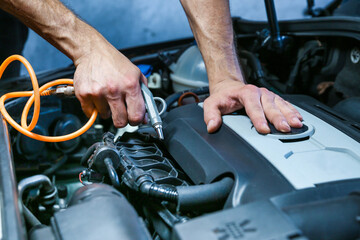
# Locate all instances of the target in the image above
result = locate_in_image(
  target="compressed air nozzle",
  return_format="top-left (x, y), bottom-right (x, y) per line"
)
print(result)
top-left (154, 124), bottom-right (164, 140)
top-left (140, 82), bottom-right (164, 140)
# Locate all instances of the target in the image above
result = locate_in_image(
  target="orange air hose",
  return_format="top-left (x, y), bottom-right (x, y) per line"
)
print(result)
top-left (0, 55), bottom-right (97, 142)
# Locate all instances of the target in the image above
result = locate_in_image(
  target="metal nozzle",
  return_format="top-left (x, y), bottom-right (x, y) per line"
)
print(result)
top-left (154, 125), bottom-right (164, 140)
top-left (140, 82), bottom-right (164, 140)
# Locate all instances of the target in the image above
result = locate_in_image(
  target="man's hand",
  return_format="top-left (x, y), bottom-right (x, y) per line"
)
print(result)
top-left (0, 0), bottom-right (147, 128)
top-left (204, 79), bottom-right (303, 134)
top-left (73, 43), bottom-right (146, 128)
top-left (180, 0), bottom-right (303, 134)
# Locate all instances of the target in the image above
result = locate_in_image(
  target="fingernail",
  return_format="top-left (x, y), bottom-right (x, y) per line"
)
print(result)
top-left (207, 120), bottom-right (216, 132)
top-left (261, 123), bottom-right (270, 133)
top-left (281, 120), bottom-right (291, 132)
top-left (291, 117), bottom-right (302, 126)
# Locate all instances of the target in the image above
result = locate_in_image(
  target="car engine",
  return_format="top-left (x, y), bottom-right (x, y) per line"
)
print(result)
top-left (1, 4), bottom-right (360, 239)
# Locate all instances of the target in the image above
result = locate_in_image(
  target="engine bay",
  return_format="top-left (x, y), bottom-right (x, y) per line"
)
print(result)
top-left (1, 12), bottom-right (360, 240)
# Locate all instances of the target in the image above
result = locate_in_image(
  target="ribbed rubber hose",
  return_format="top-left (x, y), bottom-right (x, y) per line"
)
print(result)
top-left (176, 177), bottom-right (234, 211)
top-left (139, 176), bottom-right (233, 212)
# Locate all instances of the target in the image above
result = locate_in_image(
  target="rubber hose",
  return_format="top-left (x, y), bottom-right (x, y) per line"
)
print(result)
top-left (18, 175), bottom-right (55, 227)
top-left (0, 55), bottom-right (98, 142)
top-left (139, 181), bottom-right (178, 202)
top-left (80, 142), bottom-right (100, 166)
top-left (239, 50), bottom-right (279, 93)
top-left (165, 87), bottom-right (209, 110)
top-left (23, 206), bottom-right (41, 227)
top-left (55, 167), bottom-right (86, 177)
top-left (176, 177), bottom-right (234, 211)
top-left (104, 158), bottom-right (121, 189)
top-left (42, 155), bottom-right (68, 176)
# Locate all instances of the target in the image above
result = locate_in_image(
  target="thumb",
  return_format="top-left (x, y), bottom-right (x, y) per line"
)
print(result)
top-left (203, 99), bottom-right (222, 133)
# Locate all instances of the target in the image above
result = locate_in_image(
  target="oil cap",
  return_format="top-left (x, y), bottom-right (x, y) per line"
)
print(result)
top-left (263, 121), bottom-right (315, 140)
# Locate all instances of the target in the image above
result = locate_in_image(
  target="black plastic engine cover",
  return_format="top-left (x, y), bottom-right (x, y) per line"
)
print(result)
top-left (163, 94), bottom-right (360, 207)
top-left (163, 104), bottom-right (294, 206)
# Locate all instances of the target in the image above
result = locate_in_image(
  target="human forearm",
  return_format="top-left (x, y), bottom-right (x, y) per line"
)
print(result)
top-left (181, 0), bottom-right (302, 134)
top-left (180, 0), bottom-right (244, 88)
top-left (0, 0), bottom-right (105, 64)
top-left (0, 0), bottom-right (147, 128)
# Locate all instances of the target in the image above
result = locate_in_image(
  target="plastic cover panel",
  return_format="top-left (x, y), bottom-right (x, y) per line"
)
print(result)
top-left (222, 105), bottom-right (360, 189)
top-left (172, 201), bottom-right (303, 240)
top-left (163, 104), bottom-right (294, 206)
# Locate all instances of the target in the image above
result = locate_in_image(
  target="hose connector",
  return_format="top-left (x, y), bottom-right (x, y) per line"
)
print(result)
top-left (54, 85), bottom-right (75, 97)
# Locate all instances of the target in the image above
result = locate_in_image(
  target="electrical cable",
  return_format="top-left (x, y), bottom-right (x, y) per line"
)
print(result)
top-left (0, 55), bottom-right (97, 142)
top-left (79, 172), bottom-right (84, 185)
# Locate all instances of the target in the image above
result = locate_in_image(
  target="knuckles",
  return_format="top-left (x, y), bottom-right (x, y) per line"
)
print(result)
top-left (106, 76), bottom-right (139, 98)
top-left (128, 113), bottom-right (144, 126)
top-left (77, 88), bottom-right (92, 99)
top-left (240, 84), bottom-right (260, 97)
top-left (106, 80), bottom-right (121, 96)
top-left (113, 119), bottom-right (128, 128)
top-left (203, 97), bottom-right (212, 107)
top-left (123, 77), bottom-right (139, 93)
top-left (90, 84), bottom-right (103, 97)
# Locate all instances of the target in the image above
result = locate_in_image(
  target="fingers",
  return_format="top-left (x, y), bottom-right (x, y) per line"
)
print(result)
top-left (73, 45), bottom-right (148, 128)
top-left (125, 80), bottom-right (146, 126)
top-left (92, 96), bottom-right (111, 119)
top-left (203, 97), bottom-right (223, 133)
top-left (203, 82), bottom-right (303, 135)
top-left (274, 97), bottom-right (303, 128)
top-left (79, 99), bottom-right (95, 118)
top-left (247, 87), bottom-right (303, 133)
top-left (285, 101), bottom-right (303, 121)
top-left (140, 73), bottom-right (148, 86)
top-left (76, 77), bottom-right (144, 127)
top-left (107, 96), bottom-right (128, 128)
top-left (240, 86), bottom-right (270, 134)
top-left (75, 91), bottom-right (94, 118)
top-left (260, 88), bottom-right (290, 132)
top-left (75, 82), bottom-right (110, 119)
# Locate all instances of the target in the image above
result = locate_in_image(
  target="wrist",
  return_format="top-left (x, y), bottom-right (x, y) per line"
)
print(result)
top-left (206, 55), bottom-right (246, 93)
top-left (49, 11), bottom-right (109, 66)
top-left (208, 74), bottom-right (245, 93)
top-left (203, 43), bottom-right (244, 81)
top-left (68, 20), bottom-right (108, 66)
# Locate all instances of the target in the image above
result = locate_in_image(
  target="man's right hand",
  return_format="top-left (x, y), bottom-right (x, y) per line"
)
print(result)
top-left (73, 42), bottom-right (147, 128)
top-left (0, 0), bottom-right (147, 128)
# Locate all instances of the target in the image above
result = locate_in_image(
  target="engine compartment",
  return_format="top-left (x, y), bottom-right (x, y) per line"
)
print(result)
top-left (1, 14), bottom-right (360, 240)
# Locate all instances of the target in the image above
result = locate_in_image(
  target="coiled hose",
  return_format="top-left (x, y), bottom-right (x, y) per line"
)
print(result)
top-left (0, 55), bottom-right (97, 142)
